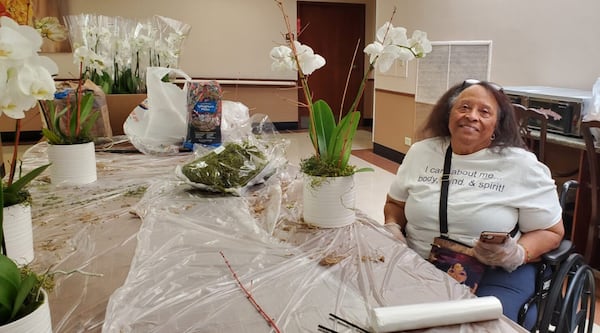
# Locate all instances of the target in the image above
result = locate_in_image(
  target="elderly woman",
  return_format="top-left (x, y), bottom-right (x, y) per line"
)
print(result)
top-left (383, 79), bottom-right (564, 329)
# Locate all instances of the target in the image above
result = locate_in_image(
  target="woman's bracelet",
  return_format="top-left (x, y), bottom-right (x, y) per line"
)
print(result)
top-left (519, 243), bottom-right (531, 264)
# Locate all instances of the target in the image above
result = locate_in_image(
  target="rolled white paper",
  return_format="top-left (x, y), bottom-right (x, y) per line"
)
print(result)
top-left (370, 296), bottom-right (503, 332)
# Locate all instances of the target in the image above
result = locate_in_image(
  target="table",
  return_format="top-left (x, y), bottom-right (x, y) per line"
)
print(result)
top-left (20, 141), bottom-right (527, 333)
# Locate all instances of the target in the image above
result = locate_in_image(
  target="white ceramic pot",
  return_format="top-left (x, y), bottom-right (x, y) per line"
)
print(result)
top-left (0, 289), bottom-right (52, 333)
top-left (48, 142), bottom-right (97, 185)
top-left (302, 174), bottom-right (356, 228)
top-left (3, 203), bottom-right (33, 266)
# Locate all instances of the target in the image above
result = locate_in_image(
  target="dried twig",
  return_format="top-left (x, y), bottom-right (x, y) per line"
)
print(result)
top-left (219, 251), bottom-right (282, 333)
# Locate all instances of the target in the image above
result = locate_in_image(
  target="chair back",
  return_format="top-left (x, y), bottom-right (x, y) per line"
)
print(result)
top-left (512, 103), bottom-right (549, 162)
top-left (581, 120), bottom-right (600, 263)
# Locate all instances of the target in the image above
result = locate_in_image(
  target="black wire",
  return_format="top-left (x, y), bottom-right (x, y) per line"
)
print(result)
top-left (329, 313), bottom-right (370, 333)
top-left (317, 324), bottom-right (338, 333)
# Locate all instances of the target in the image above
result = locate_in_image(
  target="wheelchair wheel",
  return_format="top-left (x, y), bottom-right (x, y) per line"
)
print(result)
top-left (537, 253), bottom-right (596, 333)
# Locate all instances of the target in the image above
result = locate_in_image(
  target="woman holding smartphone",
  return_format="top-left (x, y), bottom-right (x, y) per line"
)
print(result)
top-left (383, 80), bottom-right (564, 330)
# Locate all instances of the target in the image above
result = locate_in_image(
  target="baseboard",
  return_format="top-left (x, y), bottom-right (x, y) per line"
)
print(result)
top-left (1, 131), bottom-right (42, 144)
top-left (273, 122), bottom-right (299, 131)
top-left (2, 124), bottom-right (299, 143)
top-left (373, 143), bottom-right (405, 164)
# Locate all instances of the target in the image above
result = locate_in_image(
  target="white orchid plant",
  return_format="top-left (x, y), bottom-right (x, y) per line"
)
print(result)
top-left (271, 2), bottom-right (432, 176)
top-left (64, 14), bottom-right (190, 94)
top-left (0, 16), bottom-right (54, 254)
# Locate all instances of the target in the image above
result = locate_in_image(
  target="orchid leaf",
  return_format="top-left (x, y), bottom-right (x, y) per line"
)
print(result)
top-left (0, 256), bottom-right (19, 292)
top-left (5, 164), bottom-right (50, 197)
top-left (311, 100), bottom-right (335, 159)
top-left (328, 111), bottom-right (360, 168)
top-left (0, 256), bottom-right (19, 319)
top-left (9, 273), bottom-right (36, 320)
top-left (0, 276), bottom-right (16, 311)
top-left (44, 91), bottom-right (97, 144)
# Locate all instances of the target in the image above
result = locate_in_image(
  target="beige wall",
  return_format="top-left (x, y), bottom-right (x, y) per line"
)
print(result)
top-left (372, 0), bottom-right (600, 155)
top-left (375, 0), bottom-right (600, 93)
top-left (43, 0), bottom-right (375, 126)
top-left (373, 90), bottom-right (415, 154)
top-left (48, 0), bottom-right (375, 81)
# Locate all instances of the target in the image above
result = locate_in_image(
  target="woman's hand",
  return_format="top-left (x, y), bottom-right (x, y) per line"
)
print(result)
top-left (473, 236), bottom-right (525, 272)
top-left (384, 223), bottom-right (406, 243)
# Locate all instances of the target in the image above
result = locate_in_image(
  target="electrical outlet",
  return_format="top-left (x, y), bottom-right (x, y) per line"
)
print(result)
top-left (404, 137), bottom-right (412, 146)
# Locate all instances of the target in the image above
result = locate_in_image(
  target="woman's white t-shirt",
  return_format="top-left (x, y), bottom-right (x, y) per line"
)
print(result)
top-left (387, 137), bottom-right (562, 258)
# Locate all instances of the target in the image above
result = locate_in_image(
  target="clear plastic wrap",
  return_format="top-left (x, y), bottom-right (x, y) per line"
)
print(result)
top-left (19, 140), bottom-right (526, 333)
top-left (176, 113), bottom-right (288, 195)
top-left (63, 14), bottom-right (191, 94)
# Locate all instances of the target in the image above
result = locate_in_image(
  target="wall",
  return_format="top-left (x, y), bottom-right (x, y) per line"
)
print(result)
top-left (42, 0), bottom-right (375, 127)
top-left (49, 0), bottom-right (375, 81)
top-left (375, 0), bottom-right (600, 92)
top-left (372, 0), bottom-right (600, 158)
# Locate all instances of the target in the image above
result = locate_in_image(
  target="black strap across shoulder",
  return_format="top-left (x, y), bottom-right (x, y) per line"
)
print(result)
top-left (437, 144), bottom-right (518, 238)
top-left (438, 145), bottom-right (452, 236)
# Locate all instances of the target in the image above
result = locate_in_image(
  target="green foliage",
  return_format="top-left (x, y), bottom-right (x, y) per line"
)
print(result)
top-left (2, 164), bottom-right (50, 208)
top-left (181, 142), bottom-right (268, 192)
top-left (84, 64), bottom-right (142, 95)
top-left (303, 99), bottom-right (373, 177)
top-left (111, 66), bottom-right (143, 94)
top-left (41, 91), bottom-right (99, 145)
top-left (0, 254), bottom-right (52, 325)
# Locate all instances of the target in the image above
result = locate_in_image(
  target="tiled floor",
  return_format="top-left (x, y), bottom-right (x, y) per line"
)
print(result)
top-left (3, 129), bottom-right (600, 331)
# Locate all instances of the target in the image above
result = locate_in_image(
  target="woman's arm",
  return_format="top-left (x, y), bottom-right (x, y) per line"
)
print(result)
top-left (517, 220), bottom-right (565, 263)
top-left (384, 195), bottom-right (407, 228)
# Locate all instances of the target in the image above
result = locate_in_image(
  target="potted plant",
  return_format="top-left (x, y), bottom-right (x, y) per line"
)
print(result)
top-left (63, 14), bottom-right (191, 135)
top-left (38, 46), bottom-right (103, 185)
top-left (0, 15), bottom-right (56, 264)
top-left (271, 1), bottom-right (432, 227)
top-left (1, 164), bottom-right (50, 265)
top-left (0, 253), bottom-right (53, 333)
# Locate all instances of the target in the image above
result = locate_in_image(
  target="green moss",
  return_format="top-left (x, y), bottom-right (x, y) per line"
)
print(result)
top-left (299, 155), bottom-right (357, 177)
top-left (181, 142), bottom-right (267, 192)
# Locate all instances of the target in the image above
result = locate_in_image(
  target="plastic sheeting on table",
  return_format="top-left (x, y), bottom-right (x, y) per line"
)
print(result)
top-left (102, 170), bottom-right (526, 332)
top-left (20, 140), bottom-right (527, 333)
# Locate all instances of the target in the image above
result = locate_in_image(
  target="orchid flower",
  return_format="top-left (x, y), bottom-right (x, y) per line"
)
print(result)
top-left (270, 4), bottom-right (432, 176)
top-left (363, 21), bottom-right (432, 73)
top-left (0, 16), bottom-right (57, 120)
top-left (269, 41), bottom-right (325, 75)
top-left (73, 46), bottom-right (106, 73)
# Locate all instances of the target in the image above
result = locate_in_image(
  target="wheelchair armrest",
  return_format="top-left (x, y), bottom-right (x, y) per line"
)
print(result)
top-left (541, 240), bottom-right (574, 265)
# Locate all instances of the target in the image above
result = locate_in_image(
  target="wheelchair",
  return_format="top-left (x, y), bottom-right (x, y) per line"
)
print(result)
top-left (518, 181), bottom-right (596, 333)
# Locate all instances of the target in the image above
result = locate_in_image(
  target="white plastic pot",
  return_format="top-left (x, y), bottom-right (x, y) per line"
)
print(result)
top-left (0, 289), bottom-right (52, 333)
top-left (48, 142), bottom-right (97, 185)
top-left (3, 202), bottom-right (33, 265)
top-left (302, 174), bottom-right (356, 228)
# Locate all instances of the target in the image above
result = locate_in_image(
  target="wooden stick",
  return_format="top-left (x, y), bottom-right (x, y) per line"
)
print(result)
top-left (219, 251), bottom-right (282, 333)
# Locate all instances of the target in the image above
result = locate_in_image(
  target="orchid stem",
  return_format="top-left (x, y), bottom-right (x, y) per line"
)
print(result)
top-left (220, 251), bottom-right (282, 333)
top-left (274, 0), bottom-right (319, 156)
top-left (8, 119), bottom-right (22, 187)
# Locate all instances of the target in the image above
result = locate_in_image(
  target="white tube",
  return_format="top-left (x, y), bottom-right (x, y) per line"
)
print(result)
top-left (370, 296), bottom-right (503, 332)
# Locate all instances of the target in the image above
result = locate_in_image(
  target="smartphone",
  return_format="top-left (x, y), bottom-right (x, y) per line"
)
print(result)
top-left (479, 231), bottom-right (509, 244)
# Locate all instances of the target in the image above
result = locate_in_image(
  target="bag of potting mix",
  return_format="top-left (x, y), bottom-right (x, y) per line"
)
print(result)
top-left (183, 81), bottom-right (223, 150)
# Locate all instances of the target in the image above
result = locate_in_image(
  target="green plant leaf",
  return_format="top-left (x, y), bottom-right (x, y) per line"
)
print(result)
top-left (9, 273), bottom-right (36, 320)
top-left (4, 164), bottom-right (50, 199)
top-left (312, 100), bottom-right (335, 159)
top-left (328, 111), bottom-right (360, 168)
top-left (43, 91), bottom-right (97, 144)
top-left (0, 256), bottom-right (20, 312)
